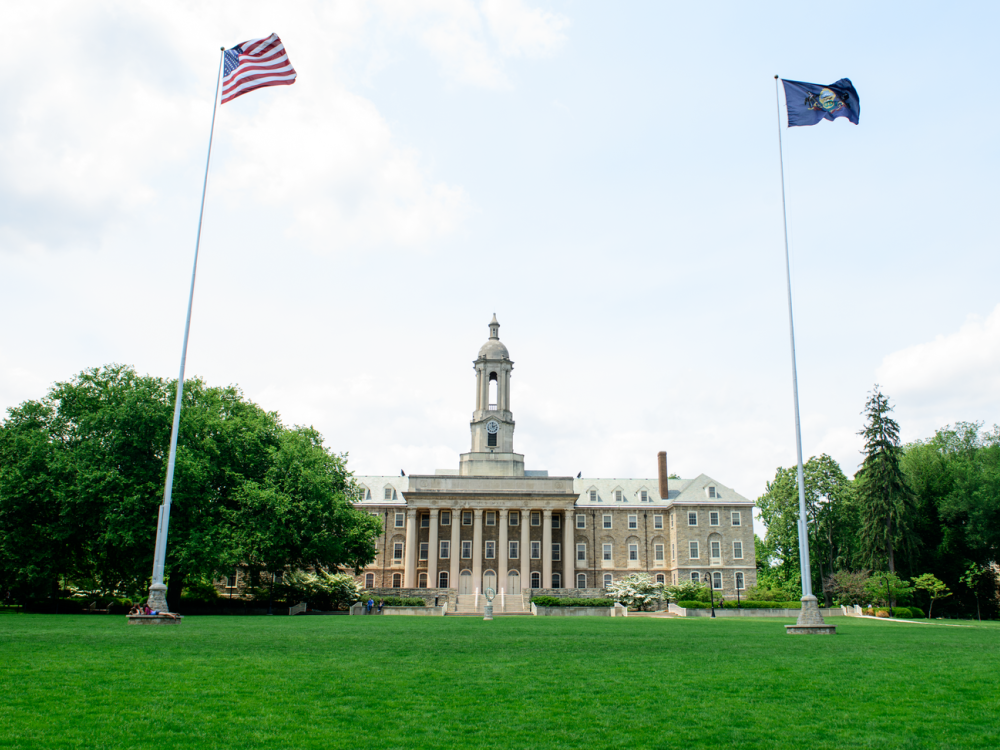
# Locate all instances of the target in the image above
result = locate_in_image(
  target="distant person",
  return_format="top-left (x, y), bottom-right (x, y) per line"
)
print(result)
top-left (377, 599), bottom-right (383, 614)
top-left (142, 604), bottom-right (152, 615)
top-left (367, 598), bottom-right (374, 614)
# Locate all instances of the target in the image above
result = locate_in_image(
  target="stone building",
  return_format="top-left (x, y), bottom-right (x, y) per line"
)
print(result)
top-left (354, 316), bottom-right (756, 598)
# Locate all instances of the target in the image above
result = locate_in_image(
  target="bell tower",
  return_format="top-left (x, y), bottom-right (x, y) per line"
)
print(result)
top-left (459, 314), bottom-right (525, 477)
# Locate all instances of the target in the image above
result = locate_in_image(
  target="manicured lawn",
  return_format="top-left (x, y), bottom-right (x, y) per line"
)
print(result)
top-left (1, 614), bottom-right (997, 749)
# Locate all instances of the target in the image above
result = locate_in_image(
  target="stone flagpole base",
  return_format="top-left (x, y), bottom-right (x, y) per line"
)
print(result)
top-left (785, 595), bottom-right (836, 635)
top-left (146, 582), bottom-right (169, 613)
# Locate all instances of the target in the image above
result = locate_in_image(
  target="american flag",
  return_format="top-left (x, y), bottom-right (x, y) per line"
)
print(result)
top-left (221, 34), bottom-right (297, 104)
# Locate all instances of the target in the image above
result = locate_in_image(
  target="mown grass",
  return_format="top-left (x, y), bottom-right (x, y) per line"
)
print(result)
top-left (0, 614), bottom-right (998, 749)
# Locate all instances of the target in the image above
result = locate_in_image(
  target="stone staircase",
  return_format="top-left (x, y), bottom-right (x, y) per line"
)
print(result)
top-left (448, 594), bottom-right (532, 616)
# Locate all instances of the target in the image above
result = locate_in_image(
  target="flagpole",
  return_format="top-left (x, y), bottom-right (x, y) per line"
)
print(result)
top-left (774, 75), bottom-right (814, 600)
top-left (146, 48), bottom-right (226, 613)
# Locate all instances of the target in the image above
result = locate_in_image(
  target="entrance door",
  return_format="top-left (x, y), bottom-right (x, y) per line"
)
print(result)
top-left (459, 570), bottom-right (473, 595)
top-left (507, 570), bottom-right (520, 595)
top-left (483, 570), bottom-right (496, 594)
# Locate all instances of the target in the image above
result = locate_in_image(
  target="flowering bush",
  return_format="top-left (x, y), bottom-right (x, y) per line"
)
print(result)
top-left (607, 573), bottom-right (665, 611)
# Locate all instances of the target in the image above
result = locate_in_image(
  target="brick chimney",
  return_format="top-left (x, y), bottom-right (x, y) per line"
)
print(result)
top-left (657, 451), bottom-right (669, 500)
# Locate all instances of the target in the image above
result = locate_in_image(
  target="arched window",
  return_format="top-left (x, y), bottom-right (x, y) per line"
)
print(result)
top-left (603, 573), bottom-right (613, 588)
top-left (655, 574), bottom-right (665, 584)
top-left (690, 572), bottom-right (700, 583)
top-left (552, 572), bottom-right (561, 589)
top-left (735, 572), bottom-right (745, 590)
top-left (439, 571), bottom-right (449, 589)
top-left (530, 572), bottom-right (541, 588)
top-left (392, 573), bottom-right (401, 588)
top-left (488, 372), bottom-right (498, 410)
top-left (576, 573), bottom-right (587, 588)
top-left (418, 573), bottom-right (428, 589)
top-left (365, 573), bottom-right (374, 588)
top-left (712, 572), bottom-right (723, 590)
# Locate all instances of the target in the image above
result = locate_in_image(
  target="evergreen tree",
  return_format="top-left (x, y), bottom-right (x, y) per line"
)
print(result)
top-left (855, 386), bottom-right (916, 573)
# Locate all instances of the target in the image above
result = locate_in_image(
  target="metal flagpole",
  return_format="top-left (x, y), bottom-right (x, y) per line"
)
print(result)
top-left (146, 48), bottom-right (226, 612)
top-left (774, 75), bottom-right (813, 600)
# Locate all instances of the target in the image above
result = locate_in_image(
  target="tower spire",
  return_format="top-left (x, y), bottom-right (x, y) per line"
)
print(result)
top-left (489, 313), bottom-right (499, 340)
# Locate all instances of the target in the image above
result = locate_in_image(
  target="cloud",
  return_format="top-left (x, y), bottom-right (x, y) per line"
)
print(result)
top-left (877, 303), bottom-right (1000, 421)
top-left (481, 0), bottom-right (570, 58)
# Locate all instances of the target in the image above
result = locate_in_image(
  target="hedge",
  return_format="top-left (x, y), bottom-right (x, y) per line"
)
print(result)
top-left (531, 597), bottom-right (614, 608)
top-left (677, 600), bottom-right (803, 609)
top-left (872, 606), bottom-right (925, 619)
top-left (372, 596), bottom-right (426, 607)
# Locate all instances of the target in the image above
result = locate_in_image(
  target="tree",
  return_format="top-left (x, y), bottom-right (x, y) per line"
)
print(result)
top-left (960, 562), bottom-right (988, 622)
top-left (824, 569), bottom-right (871, 606)
top-left (911, 573), bottom-right (951, 618)
top-left (664, 579), bottom-right (706, 603)
top-left (284, 568), bottom-right (362, 610)
top-left (855, 386), bottom-right (916, 573)
top-left (863, 572), bottom-right (912, 608)
top-left (607, 573), bottom-right (664, 611)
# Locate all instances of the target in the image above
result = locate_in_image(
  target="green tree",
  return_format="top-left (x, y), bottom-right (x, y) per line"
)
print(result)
top-left (855, 386), bottom-right (916, 573)
top-left (911, 573), bottom-right (951, 618)
top-left (607, 573), bottom-right (664, 611)
top-left (863, 571), bottom-right (912, 608)
top-left (824, 569), bottom-right (871, 606)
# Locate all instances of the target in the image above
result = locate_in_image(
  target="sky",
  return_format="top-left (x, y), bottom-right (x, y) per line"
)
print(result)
top-left (2, 1), bottom-right (999, 524)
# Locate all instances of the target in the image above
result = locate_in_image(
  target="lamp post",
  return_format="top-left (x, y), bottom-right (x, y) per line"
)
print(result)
top-left (706, 572), bottom-right (716, 618)
top-left (736, 582), bottom-right (741, 610)
top-left (885, 573), bottom-right (893, 618)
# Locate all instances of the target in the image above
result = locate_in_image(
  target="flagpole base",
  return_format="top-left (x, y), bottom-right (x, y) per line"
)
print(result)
top-left (785, 594), bottom-right (836, 635)
top-left (146, 583), bottom-right (169, 613)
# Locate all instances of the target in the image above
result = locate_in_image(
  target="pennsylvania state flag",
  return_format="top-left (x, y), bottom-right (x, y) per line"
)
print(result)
top-left (781, 78), bottom-right (859, 127)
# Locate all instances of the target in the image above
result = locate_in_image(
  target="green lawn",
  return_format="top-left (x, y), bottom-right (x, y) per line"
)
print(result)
top-left (1, 614), bottom-right (998, 749)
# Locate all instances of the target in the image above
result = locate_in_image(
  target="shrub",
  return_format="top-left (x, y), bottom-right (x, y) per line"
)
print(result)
top-left (909, 606), bottom-right (925, 619)
top-left (373, 596), bottom-right (425, 607)
top-left (531, 597), bottom-right (614, 608)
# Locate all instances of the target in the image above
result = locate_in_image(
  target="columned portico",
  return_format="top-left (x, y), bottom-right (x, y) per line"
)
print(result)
top-left (542, 509), bottom-right (553, 588)
top-left (450, 506), bottom-right (461, 591)
top-left (498, 508), bottom-right (508, 594)
top-left (563, 510), bottom-right (573, 586)
top-left (520, 508), bottom-right (530, 587)
top-left (472, 509), bottom-right (484, 592)
top-left (404, 508), bottom-right (418, 588)
top-left (427, 509), bottom-right (439, 588)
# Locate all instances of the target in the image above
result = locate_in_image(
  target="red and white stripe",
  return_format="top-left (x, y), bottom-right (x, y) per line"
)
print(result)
top-left (221, 33), bottom-right (297, 104)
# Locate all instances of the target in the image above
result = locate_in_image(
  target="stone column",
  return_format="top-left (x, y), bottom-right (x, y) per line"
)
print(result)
top-left (520, 508), bottom-right (530, 589)
top-left (480, 366), bottom-right (489, 410)
top-left (498, 508), bottom-right (509, 593)
top-left (542, 509), bottom-right (553, 589)
top-left (563, 509), bottom-right (574, 588)
top-left (450, 506), bottom-right (461, 590)
top-left (472, 508), bottom-right (484, 592)
top-left (427, 508), bottom-right (439, 589)
top-left (403, 508), bottom-right (418, 589)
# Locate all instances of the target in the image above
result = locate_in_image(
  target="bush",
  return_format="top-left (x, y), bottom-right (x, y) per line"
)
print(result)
top-left (677, 600), bottom-right (802, 610)
top-left (371, 596), bottom-right (425, 607)
top-left (909, 606), bottom-right (925, 618)
top-left (531, 597), bottom-right (614, 608)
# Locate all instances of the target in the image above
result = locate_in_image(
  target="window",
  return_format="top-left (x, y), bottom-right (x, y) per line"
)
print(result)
top-left (225, 573), bottom-right (238, 588)
top-left (461, 541), bottom-right (472, 559)
top-left (731, 511), bottom-right (741, 526)
top-left (577, 543), bottom-right (587, 561)
top-left (419, 542), bottom-right (428, 561)
top-left (671, 543), bottom-right (676, 560)
top-left (628, 543), bottom-right (639, 561)
top-left (365, 573), bottom-right (374, 588)
top-left (576, 514), bottom-right (586, 529)
top-left (603, 543), bottom-right (612, 561)
top-left (531, 511), bottom-right (541, 526)
top-left (440, 540), bottom-right (450, 559)
top-left (654, 544), bottom-right (664, 561)
top-left (441, 510), bottom-right (451, 526)
top-left (486, 511), bottom-right (496, 526)
top-left (708, 486), bottom-right (717, 498)
top-left (395, 513), bottom-right (404, 528)
top-left (712, 571), bottom-right (723, 590)
top-left (733, 541), bottom-right (743, 559)
top-left (691, 572), bottom-right (700, 583)
top-left (577, 573), bottom-right (587, 588)
top-left (604, 573), bottom-right (613, 587)
top-left (589, 489), bottom-right (597, 502)
top-left (552, 514), bottom-right (560, 529)
top-left (710, 511), bottom-right (720, 526)
top-left (628, 514), bottom-right (638, 530)
top-left (418, 573), bottom-right (427, 588)
top-left (384, 487), bottom-right (392, 500)
top-left (735, 572), bottom-right (745, 590)
top-left (656, 574), bottom-right (665, 584)
top-left (711, 541), bottom-right (721, 559)
top-left (509, 541), bottom-right (519, 559)
top-left (531, 541), bottom-right (541, 559)
top-left (688, 512), bottom-right (697, 526)
top-left (421, 514), bottom-right (429, 528)
top-left (510, 511), bottom-right (519, 526)
top-left (689, 541), bottom-right (699, 559)
top-left (602, 514), bottom-right (612, 529)
top-left (653, 514), bottom-right (663, 530)
top-left (393, 542), bottom-right (403, 561)
top-left (462, 511), bottom-right (472, 526)
top-left (615, 489), bottom-right (623, 502)
top-left (641, 490), bottom-right (648, 502)
top-left (552, 572), bottom-right (562, 589)
top-left (487, 430), bottom-right (497, 447)
top-left (531, 572), bottom-right (541, 588)
top-left (552, 543), bottom-right (561, 562)
top-left (439, 571), bottom-right (449, 588)
top-left (485, 540), bottom-right (495, 559)
top-left (670, 514), bottom-right (674, 529)
top-left (392, 573), bottom-right (401, 588)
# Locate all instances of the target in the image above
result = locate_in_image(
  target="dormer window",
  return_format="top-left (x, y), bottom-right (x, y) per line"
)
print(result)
top-left (707, 486), bottom-right (717, 499)
top-left (640, 490), bottom-right (647, 502)
top-left (384, 487), bottom-right (392, 500)
top-left (615, 490), bottom-right (623, 502)
top-left (589, 490), bottom-right (597, 502)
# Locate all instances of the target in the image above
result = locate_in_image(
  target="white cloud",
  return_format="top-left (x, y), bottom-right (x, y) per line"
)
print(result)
top-left (481, 0), bottom-right (569, 58)
top-left (877, 303), bottom-right (1000, 423)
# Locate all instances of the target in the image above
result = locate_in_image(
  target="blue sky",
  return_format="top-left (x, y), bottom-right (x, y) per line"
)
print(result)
top-left (1, 1), bottom-right (998, 518)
